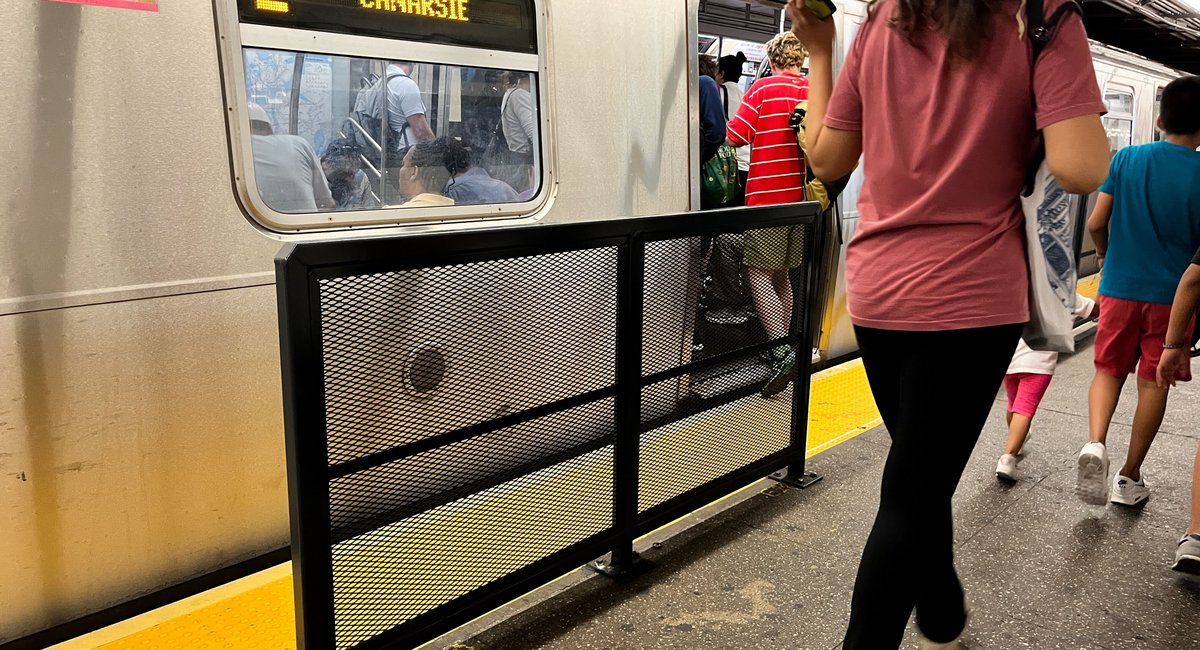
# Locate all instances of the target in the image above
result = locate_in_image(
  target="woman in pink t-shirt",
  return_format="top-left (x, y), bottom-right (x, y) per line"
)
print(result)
top-left (789, 0), bottom-right (1110, 647)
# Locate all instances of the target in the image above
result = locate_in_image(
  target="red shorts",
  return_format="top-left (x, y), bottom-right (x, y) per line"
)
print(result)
top-left (1094, 295), bottom-right (1195, 383)
top-left (1005, 373), bottom-right (1053, 418)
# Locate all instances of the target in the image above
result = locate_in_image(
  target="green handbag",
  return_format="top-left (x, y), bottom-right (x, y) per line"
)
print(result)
top-left (701, 145), bottom-right (738, 207)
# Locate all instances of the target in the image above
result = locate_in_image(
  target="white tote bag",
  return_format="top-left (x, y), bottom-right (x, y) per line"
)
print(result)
top-left (1021, 161), bottom-right (1078, 353)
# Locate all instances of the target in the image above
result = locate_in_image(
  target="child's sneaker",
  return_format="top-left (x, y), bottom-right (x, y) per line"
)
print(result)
top-left (1074, 442), bottom-right (1109, 505)
top-left (1109, 473), bottom-right (1150, 507)
top-left (995, 454), bottom-right (1019, 482)
top-left (1173, 534), bottom-right (1200, 574)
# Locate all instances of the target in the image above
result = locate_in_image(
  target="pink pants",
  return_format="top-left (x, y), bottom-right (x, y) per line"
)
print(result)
top-left (1004, 373), bottom-right (1053, 418)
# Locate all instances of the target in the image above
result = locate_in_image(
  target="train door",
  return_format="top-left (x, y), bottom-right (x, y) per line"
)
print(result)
top-left (682, 1), bottom-right (790, 400)
top-left (816, 5), bottom-right (866, 362)
top-left (1075, 82), bottom-right (1138, 278)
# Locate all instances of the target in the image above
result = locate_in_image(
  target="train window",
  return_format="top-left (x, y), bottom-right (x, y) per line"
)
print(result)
top-left (1154, 86), bottom-right (1165, 142)
top-left (1102, 86), bottom-right (1135, 152)
top-left (215, 0), bottom-right (547, 232)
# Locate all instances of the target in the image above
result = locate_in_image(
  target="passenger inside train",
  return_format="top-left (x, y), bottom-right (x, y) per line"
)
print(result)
top-left (395, 138), bottom-right (457, 208)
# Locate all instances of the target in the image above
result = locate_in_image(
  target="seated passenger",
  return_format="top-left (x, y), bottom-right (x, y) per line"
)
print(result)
top-left (396, 138), bottom-right (456, 208)
top-left (248, 103), bottom-right (335, 213)
top-left (321, 139), bottom-right (379, 211)
top-left (443, 138), bottom-right (518, 205)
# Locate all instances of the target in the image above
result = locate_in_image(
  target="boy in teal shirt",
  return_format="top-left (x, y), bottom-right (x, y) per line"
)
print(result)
top-left (1077, 76), bottom-right (1200, 507)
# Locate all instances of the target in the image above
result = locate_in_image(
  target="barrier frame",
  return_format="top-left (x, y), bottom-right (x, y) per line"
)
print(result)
top-left (276, 203), bottom-right (823, 649)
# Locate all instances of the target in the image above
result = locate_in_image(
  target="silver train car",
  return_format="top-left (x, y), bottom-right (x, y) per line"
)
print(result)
top-left (0, 0), bottom-right (1190, 643)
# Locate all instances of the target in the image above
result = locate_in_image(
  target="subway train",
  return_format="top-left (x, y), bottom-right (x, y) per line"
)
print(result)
top-left (0, 0), bottom-right (1192, 644)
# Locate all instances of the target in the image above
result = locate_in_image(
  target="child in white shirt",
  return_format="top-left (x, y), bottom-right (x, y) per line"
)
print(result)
top-left (997, 295), bottom-right (1099, 480)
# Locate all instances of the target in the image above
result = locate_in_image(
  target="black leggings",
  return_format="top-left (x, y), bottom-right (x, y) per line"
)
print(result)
top-left (842, 324), bottom-right (1022, 649)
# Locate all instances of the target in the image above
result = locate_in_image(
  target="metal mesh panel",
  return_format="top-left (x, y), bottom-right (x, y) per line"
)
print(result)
top-left (637, 223), bottom-right (811, 512)
top-left (330, 442), bottom-right (615, 649)
top-left (318, 248), bottom-right (619, 465)
top-left (638, 377), bottom-right (793, 512)
top-left (329, 399), bottom-right (616, 536)
top-left (641, 237), bottom-right (702, 377)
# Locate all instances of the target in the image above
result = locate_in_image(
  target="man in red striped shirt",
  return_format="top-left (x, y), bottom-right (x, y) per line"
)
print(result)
top-left (726, 32), bottom-right (810, 397)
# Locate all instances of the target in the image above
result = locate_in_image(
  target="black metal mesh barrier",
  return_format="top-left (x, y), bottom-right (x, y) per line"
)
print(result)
top-left (276, 204), bottom-right (823, 650)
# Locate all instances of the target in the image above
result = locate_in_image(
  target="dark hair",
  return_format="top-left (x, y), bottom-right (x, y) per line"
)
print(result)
top-left (1161, 76), bottom-right (1200, 136)
top-left (871, 0), bottom-right (1005, 62)
top-left (408, 138), bottom-right (454, 193)
top-left (718, 53), bottom-right (746, 84)
top-left (443, 137), bottom-right (474, 176)
top-left (699, 55), bottom-right (718, 79)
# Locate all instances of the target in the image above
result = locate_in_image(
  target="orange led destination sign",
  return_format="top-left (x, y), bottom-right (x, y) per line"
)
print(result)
top-left (359, 0), bottom-right (470, 22)
top-left (239, 0), bottom-right (535, 55)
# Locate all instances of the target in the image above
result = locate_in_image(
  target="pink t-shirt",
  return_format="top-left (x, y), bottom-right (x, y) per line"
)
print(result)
top-left (825, 0), bottom-right (1105, 331)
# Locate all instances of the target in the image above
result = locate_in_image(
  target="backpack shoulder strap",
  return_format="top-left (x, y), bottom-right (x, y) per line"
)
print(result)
top-left (1028, 0), bottom-right (1083, 63)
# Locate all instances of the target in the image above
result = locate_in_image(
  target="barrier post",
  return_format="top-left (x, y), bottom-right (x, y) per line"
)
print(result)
top-left (772, 209), bottom-right (826, 489)
top-left (591, 238), bottom-right (653, 580)
top-left (275, 246), bottom-right (338, 649)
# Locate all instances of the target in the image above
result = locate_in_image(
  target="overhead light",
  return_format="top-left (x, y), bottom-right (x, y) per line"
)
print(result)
top-left (1178, 0), bottom-right (1200, 14)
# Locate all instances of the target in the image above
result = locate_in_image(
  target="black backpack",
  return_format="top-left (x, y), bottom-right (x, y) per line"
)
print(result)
top-left (342, 71), bottom-right (409, 165)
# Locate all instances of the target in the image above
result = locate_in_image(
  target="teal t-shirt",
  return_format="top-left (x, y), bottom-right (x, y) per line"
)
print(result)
top-left (1099, 141), bottom-right (1200, 305)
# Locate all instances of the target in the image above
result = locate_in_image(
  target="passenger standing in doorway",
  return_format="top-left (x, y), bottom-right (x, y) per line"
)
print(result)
top-left (384, 62), bottom-right (436, 149)
top-left (248, 103), bottom-right (336, 213)
top-left (498, 72), bottom-right (538, 192)
top-left (698, 56), bottom-right (727, 169)
top-left (1076, 76), bottom-right (1200, 507)
top-left (789, 0), bottom-right (1110, 647)
top-left (725, 33), bottom-right (809, 397)
top-left (717, 52), bottom-right (750, 206)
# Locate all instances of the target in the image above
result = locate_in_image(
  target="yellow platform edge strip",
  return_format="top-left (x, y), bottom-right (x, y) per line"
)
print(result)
top-left (62, 359), bottom-right (883, 650)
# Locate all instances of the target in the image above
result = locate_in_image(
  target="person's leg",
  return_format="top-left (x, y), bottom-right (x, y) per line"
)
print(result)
top-left (1119, 302), bottom-right (1196, 483)
top-left (1118, 377), bottom-right (1169, 483)
top-left (1004, 373), bottom-right (1050, 456)
top-left (1005, 413), bottom-right (1033, 457)
top-left (843, 324), bottom-right (1021, 650)
top-left (747, 266), bottom-right (788, 340)
top-left (1088, 296), bottom-right (1139, 445)
top-left (1079, 296), bottom-right (1139, 503)
top-left (1190, 445), bottom-right (1200, 536)
top-left (1087, 372), bottom-right (1126, 445)
top-left (772, 269), bottom-right (793, 327)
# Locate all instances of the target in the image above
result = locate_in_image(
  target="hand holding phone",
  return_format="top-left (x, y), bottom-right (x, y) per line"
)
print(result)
top-left (786, 0), bottom-right (837, 56)
top-left (804, 0), bottom-right (838, 19)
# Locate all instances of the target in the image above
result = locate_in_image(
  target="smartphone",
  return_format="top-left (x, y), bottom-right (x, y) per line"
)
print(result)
top-left (804, 0), bottom-right (838, 19)
top-left (748, 0), bottom-right (837, 20)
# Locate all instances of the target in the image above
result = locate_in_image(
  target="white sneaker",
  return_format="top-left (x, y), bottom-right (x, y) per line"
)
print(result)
top-left (1173, 534), bottom-right (1200, 574)
top-left (1074, 442), bottom-right (1109, 505)
top-left (996, 454), bottom-right (1019, 482)
top-left (1110, 473), bottom-right (1150, 507)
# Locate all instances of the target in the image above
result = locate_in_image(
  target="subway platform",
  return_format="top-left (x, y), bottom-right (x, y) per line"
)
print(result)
top-left (53, 339), bottom-right (1200, 650)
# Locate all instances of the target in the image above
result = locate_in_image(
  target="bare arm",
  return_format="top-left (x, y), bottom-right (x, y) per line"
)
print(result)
top-left (1157, 263), bottom-right (1200, 387)
top-left (406, 113), bottom-right (436, 143)
top-left (788, 1), bottom-right (861, 182)
top-left (1086, 192), bottom-right (1113, 261)
top-left (1043, 115), bottom-right (1109, 194)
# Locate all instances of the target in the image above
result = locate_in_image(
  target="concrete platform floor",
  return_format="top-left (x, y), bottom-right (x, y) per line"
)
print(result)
top-left (452, 342), bottom-right (1200, 650)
